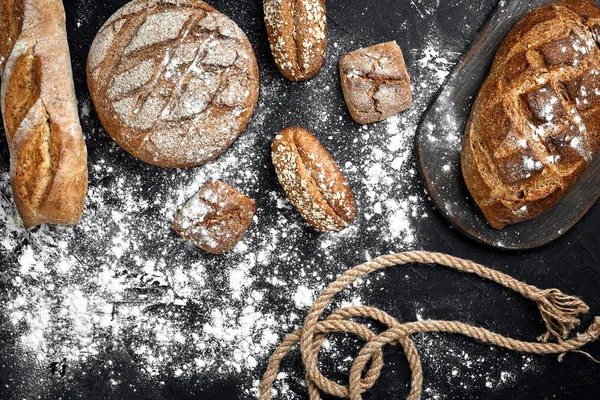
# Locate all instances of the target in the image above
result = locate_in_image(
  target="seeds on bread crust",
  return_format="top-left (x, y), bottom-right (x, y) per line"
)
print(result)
top-left (87, 0), bottom-right (259, 168)
top-left (264, 0), bottom-right (327, 81)
top-left (271, 127), bottom-right (356, 232)
top-left (173, 180), bottom-right (256, 254)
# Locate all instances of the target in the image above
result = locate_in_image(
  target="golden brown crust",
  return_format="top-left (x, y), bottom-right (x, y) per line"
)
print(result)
top-left (339, 41), bottom-right (412, 125)
top-left (271, 127), bottom-right (356, 232)
top-left (264, 0), bottom-right (326, 82)
top-left (87, 0), bottom-right (260, 168)
top-left (1, 0), bottom-right (88, 227)
top-left (173, 180), bottom-right (256, 254)
top-left (0, 0), bottom-right (24, 72)
top-left (462, 0), bottom-right (600, 229)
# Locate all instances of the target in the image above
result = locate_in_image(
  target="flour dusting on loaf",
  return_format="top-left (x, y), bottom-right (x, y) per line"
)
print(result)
top-left (87, 0), bottom-right (259, 168)
top-left (173, 180), bottom-right (257, 254)
top-left (0, 0), bottom-right (88, 227)
top-left (339, 41), bottom-right (412, 124)
top-left (462, 0), bottom-right (600, 229)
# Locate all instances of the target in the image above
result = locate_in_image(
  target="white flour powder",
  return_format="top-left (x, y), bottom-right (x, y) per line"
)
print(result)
top-left (0, 1), bottom-right (542, 400)
top-left (0, 24), bottom-right (454, 400)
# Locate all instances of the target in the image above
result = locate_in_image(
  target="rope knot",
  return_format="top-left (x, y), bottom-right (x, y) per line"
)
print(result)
top-left (260, 252), bottom-right (600, 400)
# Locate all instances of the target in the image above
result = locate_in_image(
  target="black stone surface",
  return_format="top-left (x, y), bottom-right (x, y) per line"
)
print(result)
top-left (0, 0), bottom-right (599, 399)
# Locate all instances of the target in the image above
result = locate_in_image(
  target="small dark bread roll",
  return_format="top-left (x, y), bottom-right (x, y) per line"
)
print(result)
top-left (339, 41), bottom-right (412, 125)
top-left (271, 127), bottom-right (356, 232)
top-left (264, 0), bottom-right (326, 81)
top-left (173, 180), bottom-right (256, 254)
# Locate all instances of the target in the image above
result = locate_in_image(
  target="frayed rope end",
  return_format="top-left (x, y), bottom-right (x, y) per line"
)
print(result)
top-left (558, 350), bottom-right (600, 364)
top-left (582, 316), bottom-right (600, 341)
top-left (557, 317), bottom-right (600, 363)
top-left (535, 289), bottom-right (590, 343)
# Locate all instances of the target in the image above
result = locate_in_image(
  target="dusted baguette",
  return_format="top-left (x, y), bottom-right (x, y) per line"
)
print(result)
top-left (0, 0), bottom-right (88, 227)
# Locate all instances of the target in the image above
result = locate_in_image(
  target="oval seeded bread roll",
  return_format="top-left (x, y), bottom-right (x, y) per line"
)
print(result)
top-left (462, 0), bottom-right (600, 229)
top-left (0, 0), bottom-right (88, 227)
top-left (264, 0), bottom-right (326, 81)
top-left (87, 0), bottom-right (259, 168)
top-left (272, 127), bottom-right (356, 232)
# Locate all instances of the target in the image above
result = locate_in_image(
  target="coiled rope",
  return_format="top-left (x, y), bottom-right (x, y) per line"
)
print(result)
top-left (260, 251), bottom-right (600, 400)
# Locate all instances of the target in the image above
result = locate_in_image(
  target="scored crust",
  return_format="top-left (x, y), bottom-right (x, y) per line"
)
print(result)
top-left (462, 0), bottom-right (600, 229)
top-left (173, 180), bottom-right (256, 254)
top-left (1, 0), bottom-right (88, 227)
top-left (87, 0), bottom-right (260, 168)
top-left (271, 127), bottom-right (356, 232)
top-left (339, 41), bottom-right (412, 125)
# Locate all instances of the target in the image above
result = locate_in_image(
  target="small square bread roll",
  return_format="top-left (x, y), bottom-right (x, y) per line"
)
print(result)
top-left (339, 41), bottom-right (412, 124)
top-left (173, 181), bottom-right (256, 254)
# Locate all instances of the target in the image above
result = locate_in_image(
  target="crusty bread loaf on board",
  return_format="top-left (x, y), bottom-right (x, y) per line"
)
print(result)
top-left (0, 0), bottom-right (88, 227)
top-left (462, 0), bottom-right (600, 229)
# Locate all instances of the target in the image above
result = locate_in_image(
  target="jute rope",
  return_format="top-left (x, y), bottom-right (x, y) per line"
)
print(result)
top-left (260, 251), bottom-right (600, 400)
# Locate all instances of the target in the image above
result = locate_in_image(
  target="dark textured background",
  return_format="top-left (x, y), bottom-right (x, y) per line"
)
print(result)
top-left (1, 0), bottom-right (600, 399)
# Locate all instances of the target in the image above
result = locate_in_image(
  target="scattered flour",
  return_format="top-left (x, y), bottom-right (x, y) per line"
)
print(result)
top-left (0, 1), bottom-right (542, 400)
top-left (0, 25), bottom-right (427, 395)
top-left (294, 286), bottom-right (316, 309)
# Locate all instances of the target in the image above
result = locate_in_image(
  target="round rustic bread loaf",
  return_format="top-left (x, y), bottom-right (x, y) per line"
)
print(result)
top-left (87, 0), bottom-right (259, 168)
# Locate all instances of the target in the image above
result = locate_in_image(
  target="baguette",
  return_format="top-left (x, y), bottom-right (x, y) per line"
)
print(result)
top-left (462, 0), bottom-right (600, 229)
top-left (0, 0), bottom-right (88, 227)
